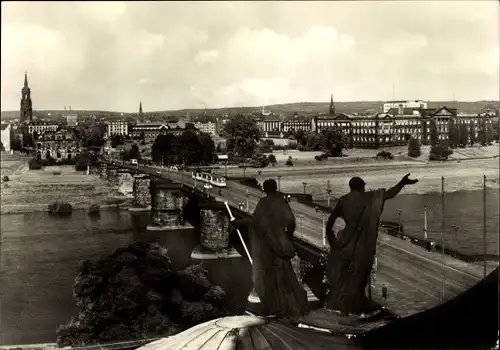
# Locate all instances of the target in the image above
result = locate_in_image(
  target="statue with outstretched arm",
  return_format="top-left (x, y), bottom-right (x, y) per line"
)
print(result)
top-left (323, 173), bottom-right (418, 314)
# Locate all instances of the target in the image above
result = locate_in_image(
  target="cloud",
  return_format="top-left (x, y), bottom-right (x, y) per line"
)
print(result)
top-left (0, 1), bottom-right (498, 112)
top-left (194, 50), bottom-right (219, 64)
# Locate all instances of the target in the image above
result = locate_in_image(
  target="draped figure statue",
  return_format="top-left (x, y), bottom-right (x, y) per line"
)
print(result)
top-left (324, 174), bottom-right (418, 314)
top-left (250, 179), bottom-right (307, 319)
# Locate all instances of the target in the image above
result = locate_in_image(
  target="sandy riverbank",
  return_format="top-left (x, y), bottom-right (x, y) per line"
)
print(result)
top-left (1, 157), bottom-right (131, 215)
top-left (278, 159), bottom-right (499, 199)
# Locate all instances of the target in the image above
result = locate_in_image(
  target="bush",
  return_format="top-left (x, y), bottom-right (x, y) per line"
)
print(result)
top-left (407, 137), bottom-right (421, 158)
top-left (48, 201), bottom-right (73, 216)
top-left (315, 154), bottom-right (329, 161)
top-left (88, 204), bottom-right (100, 216)
top-left (29, 158), bottom-right (42, 170)
top-left (56, 242), bottom-right (228, 347)
top-left (267, 154), bottom-right (277, 166)
top-left (376, 151), bottom-right (394, 160)
top-left (2, 175), bottom-right (9, 182)
top-left (75, 157), bottom-right (89, 172)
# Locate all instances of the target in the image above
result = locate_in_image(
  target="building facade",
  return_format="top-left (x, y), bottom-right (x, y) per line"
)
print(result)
top-left (66, 114), bottom-right (78, 127)
top-left (106, 120), bottom-right (129, 137)
top-left (130, 120), bottom-right (191, 142)
top-left (383, 100), bottom-right (427, 113)
top-left (256, 119), bottom-right (281, 133)
top-left (35, 128), bottom-right (82, 160)
top-left (28, 122), bottom-right (61, 138)
top-left (1, 123), bottom-right (12, 152)
top-left (194, 121), bottom-right (216, 136)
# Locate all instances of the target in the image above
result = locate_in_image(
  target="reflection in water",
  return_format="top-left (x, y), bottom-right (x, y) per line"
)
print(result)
top-left (0, 209), bottom-right (251, 345)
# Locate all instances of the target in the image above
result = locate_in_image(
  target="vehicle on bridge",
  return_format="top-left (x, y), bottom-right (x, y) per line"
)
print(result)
top-left (192, 171), bottom-right (227, 188)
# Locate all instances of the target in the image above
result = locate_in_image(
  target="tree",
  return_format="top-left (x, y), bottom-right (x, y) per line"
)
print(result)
top-left (407, 136), bottom-right (421, 158)
top-left (429, 139), bottom-right (453, 161)
top-left (429, 119), bottom-right (439, 147)
top-left (294, 129), bottom-right (306, 146)
top-left (11, 136), bottom-right (22, 151)
top-left (493, 119), bottom-right (499, 141)
top-left (458, 123), bottom-right (469, 148)
top-left (152, 133), bottom-right (175, 164)
top-left (110, 135), bottom-right (125, 148)
top-left (129, 143), bottom-right (141, 160)
top-left (22, 132), bottom-right (34, 148)
top-left (32, 130), bottom-right (39, 141)
top-left (223, 115), bottom-right (260, 158)
top-left (477, 118), bottom-right (493, 146)
top-left (447, 119), bottom-right (460, 148)
top-left (198, 133), bottom-right (215, 165)
top-left (319, 127), bottom-right (345, 157)
top-left (469, 122), bottom-right (477, 146)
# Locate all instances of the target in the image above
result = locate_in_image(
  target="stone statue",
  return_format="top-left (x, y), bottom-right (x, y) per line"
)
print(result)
top-left (324, 173), bottom-right (418, 314)
top-left (250, 179), bottom-right (307, 320)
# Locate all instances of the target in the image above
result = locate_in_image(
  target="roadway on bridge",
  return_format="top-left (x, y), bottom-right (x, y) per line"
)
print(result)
top-left (106, 161), bottom-right (484, 317)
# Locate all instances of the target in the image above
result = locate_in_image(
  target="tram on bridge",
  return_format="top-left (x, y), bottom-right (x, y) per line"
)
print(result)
top-left (191, 171), bottom-right (227, 188)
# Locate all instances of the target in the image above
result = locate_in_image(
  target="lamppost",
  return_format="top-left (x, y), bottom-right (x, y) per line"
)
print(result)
top-left (299, 214), bottom-right (304, 240)
top-left (277, 175), bottom-right (282, 191)
top-left (326, 180), bottom-right (332, 207)
top-left (246, 188), bottom-right (249, 212)
top-left (451, 224), bottom-right (459, 257)
top-left (302, 182), bottom-right (307, 195)
top-left (315, 205), bottom-right (326, 248)
top-left (242, 166), bottom-right (247, 180)
top-left (397, 210), bottom-right (402, 236)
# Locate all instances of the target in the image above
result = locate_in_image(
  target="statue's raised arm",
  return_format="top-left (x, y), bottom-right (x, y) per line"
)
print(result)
top-left (384, 173), bottom-right (418, 200)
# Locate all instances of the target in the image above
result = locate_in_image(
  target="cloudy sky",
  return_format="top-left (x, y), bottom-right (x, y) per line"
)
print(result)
top-left (1, 1), bottom-right (499, 112)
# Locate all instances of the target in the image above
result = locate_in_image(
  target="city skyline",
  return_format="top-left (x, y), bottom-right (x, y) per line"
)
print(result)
top-left (1, 1), bottom-right (499, 112)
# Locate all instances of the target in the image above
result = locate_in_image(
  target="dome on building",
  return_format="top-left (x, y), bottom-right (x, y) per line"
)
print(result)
top-left (138, 315), bottom-right (360, 350)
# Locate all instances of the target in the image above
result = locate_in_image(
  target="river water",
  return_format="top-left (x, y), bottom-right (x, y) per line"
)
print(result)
top-left (0, 210), bottom-right (252, 346)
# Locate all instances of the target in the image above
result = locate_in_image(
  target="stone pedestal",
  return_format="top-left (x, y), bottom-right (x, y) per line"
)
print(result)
top-left (190, 202), bottom-right (241, 260)
top-left (146, 181), bottom-right (192, 231)
top-left (129, 174), bottom-right (151, 211)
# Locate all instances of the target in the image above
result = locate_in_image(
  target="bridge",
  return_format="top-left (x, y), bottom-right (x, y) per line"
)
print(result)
top-left (92, 160), bottom-right (485, 319)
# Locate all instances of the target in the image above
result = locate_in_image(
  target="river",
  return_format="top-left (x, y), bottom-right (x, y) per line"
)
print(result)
top-left (0, 210), bottom-right (252, 346)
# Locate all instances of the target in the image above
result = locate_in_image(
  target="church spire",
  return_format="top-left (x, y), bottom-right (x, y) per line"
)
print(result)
top-left (139, 101), bottom-right (143, 115)
top-left (329, 94), bottom-right (335, 116)
top-left (20, 71), bottom-right (33, 123)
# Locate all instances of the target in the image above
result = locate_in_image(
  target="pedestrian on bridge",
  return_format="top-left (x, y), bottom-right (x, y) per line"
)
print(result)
top-left (382, 284), bottom-right (388, 300)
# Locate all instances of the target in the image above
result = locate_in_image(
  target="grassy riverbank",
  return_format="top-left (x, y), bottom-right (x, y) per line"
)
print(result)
top-left (1, 155), bottom-right (126, 215)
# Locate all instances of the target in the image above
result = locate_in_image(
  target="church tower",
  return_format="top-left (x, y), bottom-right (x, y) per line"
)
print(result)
top-left (329, 94), bottom-right (335, 116)
top-left (20, 71), bottom-right (33, 123)
top-left (139, 101), bottom-right (143, 116)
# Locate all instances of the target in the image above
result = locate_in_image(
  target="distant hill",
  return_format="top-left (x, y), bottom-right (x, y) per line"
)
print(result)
top-left (2, 101), bottom-right (499, 121)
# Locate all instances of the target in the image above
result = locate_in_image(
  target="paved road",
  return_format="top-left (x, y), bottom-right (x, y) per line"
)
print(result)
top-left (103, 161), bottom-right (485, 317)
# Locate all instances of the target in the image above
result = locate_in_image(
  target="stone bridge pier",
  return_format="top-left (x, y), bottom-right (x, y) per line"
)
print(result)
top-left (129, 174), bottom-right (151, 211)
top-left (146, 180), bottom-right (192, 231)
top-left (190, 202), bottom-right (241, 260)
